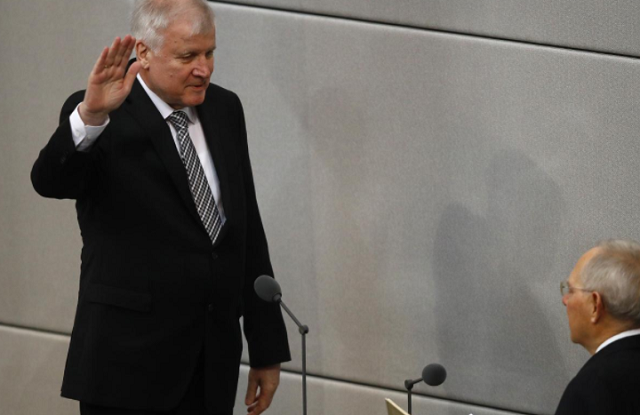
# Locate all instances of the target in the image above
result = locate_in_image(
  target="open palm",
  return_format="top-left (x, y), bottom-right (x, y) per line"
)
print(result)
top-left (80, 35), bottom-right (140, 125)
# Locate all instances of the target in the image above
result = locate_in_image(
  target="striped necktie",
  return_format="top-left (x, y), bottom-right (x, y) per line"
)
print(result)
top-left (167, 110), bottom-right (222, 245)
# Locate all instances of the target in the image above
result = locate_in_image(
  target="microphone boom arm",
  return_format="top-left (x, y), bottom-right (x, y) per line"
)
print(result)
top-left (279, 299), bottom-right (309, 335)
top-left (255, 276), bottom-right (309, 415)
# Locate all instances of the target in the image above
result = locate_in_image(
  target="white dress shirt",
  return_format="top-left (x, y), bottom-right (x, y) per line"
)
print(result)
top-left (69, 74), bottom-right (226, 223)
top-left (596, 328), bottom-right (640, 354)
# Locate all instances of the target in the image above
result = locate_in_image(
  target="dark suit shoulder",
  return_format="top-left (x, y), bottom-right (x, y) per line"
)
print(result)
top-left (555, 341), bottom-right (640, 415)
top-left (585, 336), bottom-right (640, 384)
top-left (206, 82), bottom-right (237, 97)
top-left (60, 90), bottom-right (87, 123)
top-left (65, 89), bottom-right (86, 104)
top-left (205, 83), bottom-right (241, 105)
top-left (555, 367), bottom-right (603, 415)
top-left (199, 83), bottom-right (244, 127)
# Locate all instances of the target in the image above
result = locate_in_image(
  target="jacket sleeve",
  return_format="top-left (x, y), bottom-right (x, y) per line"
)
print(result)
top-left (31, 91), bottom-right (104, 200)
top-left (235, 94), bottom-right (292, 368)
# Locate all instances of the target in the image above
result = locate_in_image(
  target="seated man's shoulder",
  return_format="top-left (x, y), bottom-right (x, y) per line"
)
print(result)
top-left (593, 347), bottom-right (640, 388)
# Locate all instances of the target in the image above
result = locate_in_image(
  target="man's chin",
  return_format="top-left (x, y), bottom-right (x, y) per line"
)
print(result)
top-left (569, 333), bottom-right (583, 346)
top-left (186, 90), bottom-right (207, 107)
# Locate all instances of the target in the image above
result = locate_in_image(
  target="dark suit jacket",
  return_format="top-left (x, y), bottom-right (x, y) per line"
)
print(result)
top-left (555, 334), bottom-right (640, 415)
top-left (31, 79), bottom-right (291, 412)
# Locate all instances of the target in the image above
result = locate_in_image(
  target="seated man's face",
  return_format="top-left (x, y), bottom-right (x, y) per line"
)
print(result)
top-left (142, 19), bottom-right (216, 109)
top-left (562, 248), bottom-right (599, 347)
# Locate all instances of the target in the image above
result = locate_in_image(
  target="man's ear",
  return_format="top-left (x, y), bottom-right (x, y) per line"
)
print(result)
top-left (590, 291), bottom-right (605, 324)
top-left (136, 41), bottom-right (151, 69)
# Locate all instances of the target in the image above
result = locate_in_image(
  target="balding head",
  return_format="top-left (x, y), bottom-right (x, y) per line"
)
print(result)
top-left (580, 239), bottom-right (640, 327)
top-left (563, 239), bottom-right (640, 354)
top-left (131, 0), bottom-right (215, 52)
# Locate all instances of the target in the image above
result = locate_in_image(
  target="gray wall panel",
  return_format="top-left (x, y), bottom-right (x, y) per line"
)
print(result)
top-left (213, 0), bottom-right (640, 57)
top-left (0, 0), bottom-right (132, 332)
top-left (0, 320), bottom-right (528, 415)
top-left (0, 326), bottom-right (75, 415)
top-left (0, 324), bottom-right (528, 415)
top-left (3, 0), bottom-right (639, 415)
top-left (236, 366), bottom-right (529, 415)
top-left (210, 4), bottom-right (640, 414)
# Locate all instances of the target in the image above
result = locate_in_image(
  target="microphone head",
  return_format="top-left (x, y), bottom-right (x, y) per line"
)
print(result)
top-left (254, 275), bottom-right (282, 303)
top-left (422, 364), bottom-right (447, 386)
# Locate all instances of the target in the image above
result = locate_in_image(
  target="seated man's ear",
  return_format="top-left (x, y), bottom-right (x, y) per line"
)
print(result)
top-left (590, 291), bottom-right (605, 324)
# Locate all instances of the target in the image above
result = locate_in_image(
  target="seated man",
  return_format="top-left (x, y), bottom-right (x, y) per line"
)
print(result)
top-left (556, 239), bottom-right (640, 415)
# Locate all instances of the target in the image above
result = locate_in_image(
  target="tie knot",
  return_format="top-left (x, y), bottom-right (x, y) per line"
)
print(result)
top-left (167, 111), bottom-right (189, 130)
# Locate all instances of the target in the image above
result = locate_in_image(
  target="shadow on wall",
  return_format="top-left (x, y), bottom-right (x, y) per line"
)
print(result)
top-left (258, 17), bottom-right (332, 407)
top-left (433, 149), bottom-right (567, 414)
top-left (305, 84), bottom-right (395, 383)
top-left (262, 13), bottom-right (396, 386)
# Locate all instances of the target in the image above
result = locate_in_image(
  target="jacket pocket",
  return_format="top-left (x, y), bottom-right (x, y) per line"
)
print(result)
top-left (85, 283), bottom-right (151, 312)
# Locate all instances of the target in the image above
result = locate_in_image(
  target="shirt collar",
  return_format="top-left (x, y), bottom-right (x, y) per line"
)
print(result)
top-left (596, 328), bottom-right (640, 354)
top-left (137, 74), bottom-right (197, 124)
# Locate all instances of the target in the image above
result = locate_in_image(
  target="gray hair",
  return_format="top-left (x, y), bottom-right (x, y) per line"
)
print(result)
top-left (131, 0), bottom-right (215, 51)
top-left (581, 239), bottom-right (640, 326)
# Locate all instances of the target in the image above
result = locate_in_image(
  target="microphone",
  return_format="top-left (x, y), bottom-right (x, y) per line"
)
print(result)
top-left (404, 364), bottom-right (447, 414)
top-left (254, 275), bottom-right (309, 415)
top-left (254, 274), bottom-right (283, 303)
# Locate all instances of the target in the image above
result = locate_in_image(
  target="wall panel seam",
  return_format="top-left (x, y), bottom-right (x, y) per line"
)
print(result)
top-left (244, 364), bottom-right (537, 415)
top-left (207, 0), bottom-right (640, 61)
top-left (0, 323), bottom-right (536, 414)
top-left (0, 321), bottom-right (70, 338)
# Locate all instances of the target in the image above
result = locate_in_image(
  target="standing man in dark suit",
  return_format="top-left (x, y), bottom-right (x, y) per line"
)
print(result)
top-left (31, 1), bottom-right (290, 414)
top-left (555, 239), bottom-right (640, 415)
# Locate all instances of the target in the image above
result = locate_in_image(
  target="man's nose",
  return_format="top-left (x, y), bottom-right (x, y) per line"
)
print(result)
top-left (562, 295), bottom-right (568, 306)
top-left (193, 56), bottom-right (213, 78)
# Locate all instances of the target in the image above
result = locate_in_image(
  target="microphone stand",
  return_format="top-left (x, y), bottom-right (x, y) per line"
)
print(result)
top-left (403, 364), bottom-right (447, 414)
top-left (276, 295), bottom-right (309, 415)
top-left (404, 378), bottom-right (420, 415)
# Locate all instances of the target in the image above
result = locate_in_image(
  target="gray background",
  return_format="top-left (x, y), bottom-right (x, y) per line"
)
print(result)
top-left (1, 0), bottom-right (639, 414)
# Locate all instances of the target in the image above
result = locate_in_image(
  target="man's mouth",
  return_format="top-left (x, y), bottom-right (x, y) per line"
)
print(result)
top-left (190, 83), bottom-right (207, 90)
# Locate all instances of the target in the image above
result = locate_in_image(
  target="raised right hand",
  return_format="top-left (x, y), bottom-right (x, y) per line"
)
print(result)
top-left (79, 35), bottom-right (141, 126)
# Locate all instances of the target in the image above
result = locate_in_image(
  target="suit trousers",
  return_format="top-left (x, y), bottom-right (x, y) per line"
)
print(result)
top-left (79, 349), bottom-right (233, 415)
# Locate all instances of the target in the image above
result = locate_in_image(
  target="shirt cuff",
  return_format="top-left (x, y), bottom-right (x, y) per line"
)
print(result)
top-left (70, 104), bottom-right (110, 152)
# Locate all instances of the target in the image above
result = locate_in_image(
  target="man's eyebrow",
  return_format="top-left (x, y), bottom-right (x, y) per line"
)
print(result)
top-left (176, 47), bottom-right (216, 56)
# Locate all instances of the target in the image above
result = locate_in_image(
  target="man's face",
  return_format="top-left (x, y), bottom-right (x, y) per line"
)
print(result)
top-left (139, 19), bottom-right (216, 109)
top-left (562, 248), bottom-right (598, 347)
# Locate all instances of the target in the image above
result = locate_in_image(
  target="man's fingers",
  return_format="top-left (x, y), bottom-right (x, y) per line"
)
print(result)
top-left (126, 61), bottom-right (141, 79)
top-left (103, 37), bottom-right (122, 69)
top-left (91, 35), bottom-right (136, 80)
top-left (247, 397), bottom-right (263, 414)
top-left (92, 47), bottom-right (110, 75)
top-left (247, 400), bottom-right (261, 414)
top-left (257, 383), bottom-right (277, 408)
top-left (123, 36), bottom-right (136, 65)
top-left (84, 35), bottom-right (139, 118)
top-left (113, 36), bottom-right (129, 64)
top-left (245, 366), bottom-right (280, 415)
top-left (245, 375), bottom-right (259, 405)
top-left (114, 35), bottom-right (135, 68)
top-left (247, 390), bottom-right (275, 415)
top-left (121, 61), bottom-right (141, 96)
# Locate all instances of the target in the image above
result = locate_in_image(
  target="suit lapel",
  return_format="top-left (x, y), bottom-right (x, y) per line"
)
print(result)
top-left (197, 93), bottom-right (233, 226)
top-left (123, 80), bottom-right (203, 227)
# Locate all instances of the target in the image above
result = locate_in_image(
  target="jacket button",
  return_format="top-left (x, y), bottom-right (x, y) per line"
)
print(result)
top-left (211, 252), bottom-right (218, 260)
top-left (207, 304), bottom-right (214, 312)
